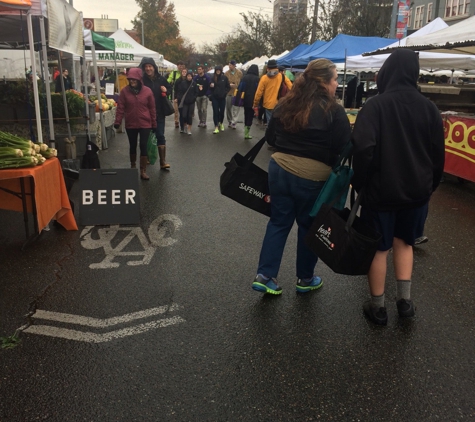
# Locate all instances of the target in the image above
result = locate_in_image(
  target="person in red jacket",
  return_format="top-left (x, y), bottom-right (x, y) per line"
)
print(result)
top-left (114, 67), bottom-right (156, 180)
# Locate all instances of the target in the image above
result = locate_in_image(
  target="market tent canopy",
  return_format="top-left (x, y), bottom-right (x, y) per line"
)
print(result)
top-left (0, 0), bottom-right (31, 11)
top-left (337, 51), bottom-right (475, 72)
top-left (405, 15), bottom-right (475, 54)
top-left (279, 40), bottom-right (327, 66)
top-left (83, 28), bottom-right (163, 67)
top-left (277, 44), bottom-right (309, 66)
top-left (367, 15), bottom-right (475, 56)
top-left (291, 34), bottom-right (395, 66)
top-left (0, 0), bottom-right (45, 47)
top-left (337, 18), bottom-right (475, 72)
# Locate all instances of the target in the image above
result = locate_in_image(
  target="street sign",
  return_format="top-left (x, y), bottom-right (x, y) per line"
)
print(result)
top-left (78, 169), bottom-right (141, 225)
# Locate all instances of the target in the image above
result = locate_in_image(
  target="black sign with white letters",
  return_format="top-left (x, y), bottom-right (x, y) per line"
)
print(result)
top-left (78, 169), bottom-right (141, 225)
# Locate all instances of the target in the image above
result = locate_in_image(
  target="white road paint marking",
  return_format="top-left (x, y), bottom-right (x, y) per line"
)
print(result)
top-left (24, 316), bottom-right (185, 343)
top-left (33, 303), bottom-right (181, 328)
top-left (80, 214), bottom-right (183, 269)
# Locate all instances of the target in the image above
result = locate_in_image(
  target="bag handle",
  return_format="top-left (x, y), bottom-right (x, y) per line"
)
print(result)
top-left (333, 141), bottom-right (353, 171)
top-left (243, 136), bottom-right (267, 163)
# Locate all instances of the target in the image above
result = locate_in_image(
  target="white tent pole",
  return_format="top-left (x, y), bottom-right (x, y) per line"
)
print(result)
top-left (39, 16), bottom-right (55, 148)
top-left (342, 49), bottom-right (347, 107)
top-left (27, 13), bottom-right (43, 143)
top-left (91, 44), bottom-right (107, 149)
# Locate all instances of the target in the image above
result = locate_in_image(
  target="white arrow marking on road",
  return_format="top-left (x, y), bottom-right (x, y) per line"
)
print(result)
top-left (33, 303), bottom-right (181, 328)
top-left (24, 316), bottom-right (185, 343)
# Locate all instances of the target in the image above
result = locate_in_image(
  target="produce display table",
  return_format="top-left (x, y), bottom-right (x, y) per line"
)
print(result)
top-left (0, 158), bottom-right (78, 239)
top-left (442, 113), bottom-right (475, 183)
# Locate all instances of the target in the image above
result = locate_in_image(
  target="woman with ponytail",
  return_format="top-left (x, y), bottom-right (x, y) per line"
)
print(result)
top-left (251, 59), bottom-right (351, 295)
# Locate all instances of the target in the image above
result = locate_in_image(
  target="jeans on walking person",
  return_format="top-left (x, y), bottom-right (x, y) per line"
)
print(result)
top-left (252, 59), bottom-right (350, 296)
top-left (225, 96), bottom-right (239, 127)
top-left (212, 97), bottom-right (226, 128)
top-left (196, 96), bottom-right (208, 127)
top-left (257, 158), bottom-right (325, 278)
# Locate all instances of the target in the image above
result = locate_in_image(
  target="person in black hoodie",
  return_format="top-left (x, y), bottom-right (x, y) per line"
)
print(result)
top-left (209, 65), bottom-right (230, 134)
top-left (235, 64), bottom-right (260, 139)
top-left (174, 70), bottom-right (199, 135)
top-left (140, 57), bottom-right (172, 169)
top-left (351, 49), bottom-right (445, 326)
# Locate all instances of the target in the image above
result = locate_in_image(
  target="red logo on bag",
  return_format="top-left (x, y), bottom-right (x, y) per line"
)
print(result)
top-left (264, 195), bottom-right (271, 203)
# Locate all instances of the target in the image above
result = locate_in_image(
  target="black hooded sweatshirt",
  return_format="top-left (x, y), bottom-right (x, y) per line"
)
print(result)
top-left (351, 49), bottom-right (445, 211)
top-left (236, 64), bottom-right (260, 109)
top-left (140, 57), bottom-right (172, 120)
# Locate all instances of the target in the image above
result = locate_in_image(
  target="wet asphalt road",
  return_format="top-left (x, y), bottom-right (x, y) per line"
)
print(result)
top-left (1, 111), bottom-right (475, 421)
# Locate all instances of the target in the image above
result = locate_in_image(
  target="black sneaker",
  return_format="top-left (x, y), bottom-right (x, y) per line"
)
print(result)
top-left (397, 299), bottom-right (415, 318)
top-left (414, 236), bottom-right (429, 245)
top-left (363, 301), bottom-right (388, 325)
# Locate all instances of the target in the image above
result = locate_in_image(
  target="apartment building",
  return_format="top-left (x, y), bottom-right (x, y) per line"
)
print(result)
top-left (406, 0), bottom-right (474, 32)
top-left (273, 0), bottom-right (308, 26)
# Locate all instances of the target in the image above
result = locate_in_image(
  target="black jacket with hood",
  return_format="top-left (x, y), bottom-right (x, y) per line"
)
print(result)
top-left (209, 66), bottom-right (230, 100)
top-left (174, 73), bottom-right (199, 106)
top-left (236, 64), bottom-right (260, 109)
top-left (351, 49), bottom-right (445, 211)
top-left (140, 57), bottom-right (172, 120)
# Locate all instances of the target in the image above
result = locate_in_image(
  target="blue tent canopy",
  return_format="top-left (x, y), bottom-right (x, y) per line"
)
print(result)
top-left (292, 34), bottom-right (396, 66)
top-left (279, 41), bottom-right (326, 67)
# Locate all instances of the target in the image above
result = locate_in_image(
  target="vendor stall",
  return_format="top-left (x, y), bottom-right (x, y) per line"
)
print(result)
top-left (0, 157), bottom-right (78, 238)
top-left (442, 113), bottom-right (475, 183)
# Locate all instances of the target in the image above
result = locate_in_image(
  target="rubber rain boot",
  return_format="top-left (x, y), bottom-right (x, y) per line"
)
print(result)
top-left (244, 126), bottom-right (252, 139)
top-left (140, 156), bottom-right (150, 180)
top-left (130, 154), bottom-right (137, 168)
top-left (158, 146), bottom-right (170, 170)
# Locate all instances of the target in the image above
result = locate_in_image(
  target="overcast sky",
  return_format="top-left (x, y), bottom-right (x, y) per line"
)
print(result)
top-left (74, 0), bottom-right (275, 49)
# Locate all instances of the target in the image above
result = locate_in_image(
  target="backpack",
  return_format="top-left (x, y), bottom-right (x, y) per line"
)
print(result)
top-left (277, 74), bottom-right (289, 99)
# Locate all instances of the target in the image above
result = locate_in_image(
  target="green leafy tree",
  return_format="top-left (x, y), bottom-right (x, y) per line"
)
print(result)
top-left (316, 0), bottom-right (392, 39)
top-left (132, 0), bottom-right (195, 65)
top-left (271, 12), bottom-right (312, 54)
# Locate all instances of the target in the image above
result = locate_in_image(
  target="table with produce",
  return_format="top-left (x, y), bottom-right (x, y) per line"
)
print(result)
top-left (0, 131), bottom-right (77, 234)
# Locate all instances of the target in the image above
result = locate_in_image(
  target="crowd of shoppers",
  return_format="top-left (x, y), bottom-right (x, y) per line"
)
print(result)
top-left (109, 52), bottom-right (444, 327)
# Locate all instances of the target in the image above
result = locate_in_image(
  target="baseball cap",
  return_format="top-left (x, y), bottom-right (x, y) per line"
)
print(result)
top-left (229, 60), bottom-right (237, 65)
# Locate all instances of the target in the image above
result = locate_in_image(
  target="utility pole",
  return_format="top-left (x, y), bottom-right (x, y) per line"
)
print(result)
top-left (389, 0), bottom-right (398, 38)
top-left (310, 0), bottom-right (319, 43)
top-left (141, 19), bottom-right (145, 46)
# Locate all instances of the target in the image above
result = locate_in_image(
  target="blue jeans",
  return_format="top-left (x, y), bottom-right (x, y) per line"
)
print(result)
top-left (211, 97), bottom-right (226, 127)
top-left (265, 108), bottom-right (273, 124)
top-left (258, 158), bottom-right (325, 279)
top-left (154, 118), bottom-right (166, 146)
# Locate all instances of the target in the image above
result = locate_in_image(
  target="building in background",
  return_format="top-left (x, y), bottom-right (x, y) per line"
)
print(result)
top-left (392, 0), bottom-right (474, 36)
top-left (273, 0), bottom-right (308, 26)
top-left (83, 16), bottom-right (119, 37)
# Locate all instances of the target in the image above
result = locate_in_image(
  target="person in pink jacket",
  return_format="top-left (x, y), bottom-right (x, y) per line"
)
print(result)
top-left (114, 67), bottom-right (156, 180)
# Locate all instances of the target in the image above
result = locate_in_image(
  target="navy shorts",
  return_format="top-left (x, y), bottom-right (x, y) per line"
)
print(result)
top-left (360, 203), bottom-right (429, 251)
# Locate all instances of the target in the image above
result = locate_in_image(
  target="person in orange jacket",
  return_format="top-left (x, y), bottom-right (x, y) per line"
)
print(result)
top-left (253, 59), bottom-right (292, 124)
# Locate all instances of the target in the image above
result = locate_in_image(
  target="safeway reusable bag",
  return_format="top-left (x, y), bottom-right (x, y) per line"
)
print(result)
top-left (220, 137), bottom-right (271, 217)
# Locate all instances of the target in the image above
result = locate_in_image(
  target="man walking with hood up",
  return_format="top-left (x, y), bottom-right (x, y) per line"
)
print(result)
top-left (351, 49), bottom-right (445, 326)
top-left (140, 57), bottom-right (173, 170)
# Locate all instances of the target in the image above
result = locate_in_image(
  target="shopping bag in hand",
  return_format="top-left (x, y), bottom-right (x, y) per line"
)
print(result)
top-left (147, 132), bottom-right (158, 165)
top-left (220, 137), bottom-right (271, 217)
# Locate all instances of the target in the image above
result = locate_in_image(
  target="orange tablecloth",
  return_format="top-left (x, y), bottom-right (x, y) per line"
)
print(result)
top-left (0, 157), bottom-right (78, 232)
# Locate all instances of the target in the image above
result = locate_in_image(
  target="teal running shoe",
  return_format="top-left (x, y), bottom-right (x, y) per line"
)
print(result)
top-left (296, 276), bottom-right (323, 293)
top-left (252, 274), bottom-right (282, 295)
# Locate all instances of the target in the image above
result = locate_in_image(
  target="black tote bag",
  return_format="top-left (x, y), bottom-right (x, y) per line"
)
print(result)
top-left (220, 136), bottom-right (271, 217)
top-left (305, 189), bottom-right (382, 275)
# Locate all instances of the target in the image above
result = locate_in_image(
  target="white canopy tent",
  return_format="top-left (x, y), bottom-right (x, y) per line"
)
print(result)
top-left (82, 29), bottom-right (164, 67)
top-left (405, 15), bottom-right (475, 55)
top-left (338, 18), bottom-right (475, 72)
